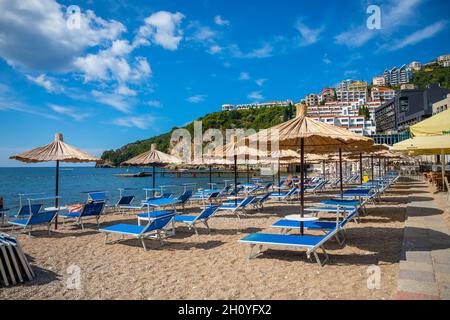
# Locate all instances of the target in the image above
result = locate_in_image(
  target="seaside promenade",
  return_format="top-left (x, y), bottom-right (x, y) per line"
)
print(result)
top-left (397, 181), bottom-right (450, 300)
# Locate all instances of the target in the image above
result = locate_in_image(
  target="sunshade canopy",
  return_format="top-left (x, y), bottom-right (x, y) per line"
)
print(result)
top-left (122, 144), bottom-right (182, 166)
top-left (392, 136), bottom-right (450, 155)
top-left (245, 104), bottom-right (373, 153)
top-left (410, 108), bottom-right (450, 137)
top-left (10, 133), bottom-right (100, 163)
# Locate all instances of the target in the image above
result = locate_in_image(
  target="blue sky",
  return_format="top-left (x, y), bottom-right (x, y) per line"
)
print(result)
top-left (0, 0), bottom-right (449, 166)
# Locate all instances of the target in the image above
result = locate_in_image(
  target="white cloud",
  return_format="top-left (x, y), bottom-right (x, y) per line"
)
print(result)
top-left (230, 43), bottom-right (273, 59)
top-left (117, 84), bottom-right (137, 96)
top-left (388, 20), bottom-right (447, 50)
top-left (190, 24), bottom-right (216, 42)
top-left (322, 54), bottom-right (332, 65)
top-left (255, 79), bottom-right (266, 87)
top-left (335, 0), bottom-right (425, 48)
top-left (0, 0), bottom-right (125, 71)
top-left (112, 114), bottom-right (156, 129)
top-left (147, 100), bottom-right (162, 107)
top-left (186, 94), bottom-right (206, 103)
top-left (137, 11), bottom-right (185, 50)
top-left (208, 45), bottom-right (223, 55)
top-left (91, 90), bottom-right (131, 112)
top-left (49, 104), bottom-right (89, 121)
top-left (239, 72), bottom-right (250, 80)
top-left (295, 21), bottom-right (324, 46)
top-left (214, 15), bottom-right (230, 26)
top-left (247, 91), bottom-right (264, 102)
top-left (74, 39), bottom-right (152, 83)
top-left (26, 74), bottom-right (62, 93)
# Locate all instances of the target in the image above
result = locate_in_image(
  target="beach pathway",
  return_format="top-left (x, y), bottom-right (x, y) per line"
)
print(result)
top-left (396, 182), bottom-right (450, 300)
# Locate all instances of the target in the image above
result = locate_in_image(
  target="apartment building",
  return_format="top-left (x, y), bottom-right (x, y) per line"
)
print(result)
top-left (311, 115), bottom-right (375, 136)
top-left (303, 94), bottom-right (322, 106)
top-left (221, 100), bottom-right (293, 111)
top-left (437, 54), bottom-right (450, 67)
top-left (372, 76), bottom-right (386, 86)
top-left (432, 93), bottom-right (450, 115)
top-left (409, 61), bottom-right (422, 71)
top-left (383, 65), bottom-right (413, 86)
top-left (336, 90), bottom-right (367, 102)
top-left (375, 84), bottom-right (450, 133)
top-left (371, 86), bottom-right (396, 101)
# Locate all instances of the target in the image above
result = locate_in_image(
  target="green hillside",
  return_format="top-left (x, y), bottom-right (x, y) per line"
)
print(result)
top-left (101, 104), bottom-right (295, 166)
top-left (412, 63), bottom-right (450, 89)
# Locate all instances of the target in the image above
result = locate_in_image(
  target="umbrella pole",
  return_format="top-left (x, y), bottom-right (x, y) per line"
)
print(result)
top-left (209, 164), bottom-right (212, 185)
top-left (54, 160), bottom-right (59, 230)
top-left (152, 165), bottom-right (156, 198)
top-left (300, 138), bottom-right (305, 235)
top-left (234, 155), bottom-right (238, 206)
top-left (278, 159), bottom-right (281, 191)
top-left (247, 164), bottom-right (250, 183)
top-left (371, 155), bottom-right (374, 181)
top-left (359, 153), bottom-right (363, 185)
top-left (339, 148), bottom-right (343, 198)
top-left (379, 158), bottom-right (382, 179)
top-left (442, 151), bottom-right (446, 192)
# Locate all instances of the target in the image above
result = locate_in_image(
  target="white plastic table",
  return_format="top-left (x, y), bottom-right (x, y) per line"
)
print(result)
top-left (285, 214), bottom-right (319, 222)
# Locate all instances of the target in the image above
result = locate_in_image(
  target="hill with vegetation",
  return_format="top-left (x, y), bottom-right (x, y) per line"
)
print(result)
top-left (412, 63), bottom-right (450, 89)
top-left (101, 104), bottom-right (295, 166)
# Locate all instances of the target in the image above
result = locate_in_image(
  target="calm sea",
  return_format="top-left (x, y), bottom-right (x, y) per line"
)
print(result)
top-left (0, 167), bottom-right (244, 212)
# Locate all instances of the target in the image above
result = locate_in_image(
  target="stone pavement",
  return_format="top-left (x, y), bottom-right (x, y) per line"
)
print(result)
top-left (397, 183), bottom-right (450, 300)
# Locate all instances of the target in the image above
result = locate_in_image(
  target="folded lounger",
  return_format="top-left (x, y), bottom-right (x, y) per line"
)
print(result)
top-left (99, 213), bottom-right (175, 251)
top-left (9, 210), bottom-right (58, 236)
top-left (58, 201), bottom-right (105, 229)
top-left (173, 205), bottom-right (219, 235)
top-left (239, 228), bottom-right (338, 267)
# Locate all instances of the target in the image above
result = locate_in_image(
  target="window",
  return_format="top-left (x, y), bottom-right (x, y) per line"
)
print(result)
top-left (399, 97), bottom-right (409, 112)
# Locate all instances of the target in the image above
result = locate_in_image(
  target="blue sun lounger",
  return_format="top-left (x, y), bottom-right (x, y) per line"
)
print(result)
top-left (174, 205), bottom-right (219, 235)
top-left (9, 204), bottom-right (43, 219)
top-left (99, 212), bottom-right (175, 251)
top-left (217, 196), bottom-right (256, 219)
top-left (271, 206), bottom-right (359, 245)
top-left (268, 186), bottom-right (298, 201)
top-left (9, 210), bottom-right (58, 236)
top-left (239, 227), bottom-right (338, 266)
top-left (58, 201), bottom-right (105, 229)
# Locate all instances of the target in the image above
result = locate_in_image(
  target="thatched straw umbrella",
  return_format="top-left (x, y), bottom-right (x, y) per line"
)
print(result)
top-left (245, 104), bottom-right (373, 234)
top-left (122, 144), bottom-right (182, 196)
top-left (10, 133), bottom-right (101, 229)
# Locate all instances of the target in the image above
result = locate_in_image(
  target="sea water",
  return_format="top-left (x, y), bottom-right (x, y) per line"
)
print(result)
top-left (0, 167), bottom-right (247, 211)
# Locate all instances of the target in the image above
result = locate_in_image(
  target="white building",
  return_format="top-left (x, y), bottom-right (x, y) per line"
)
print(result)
top-left (437, 54), bottom-right (450, 67)
top-left (372, 76), bottom-right (386, 86)
top-left (221, 100), bottom-right (293, 111)
top-left (371, 86), bottom-right (396, 102)
top-left (311, 115), bottom-right (376, 136)
top-left (432, 94), bottom-right (450, 115)
top-left (336, 90), bottom-right (367, 102)
top-left (409, 61), bottom-right (422, 71)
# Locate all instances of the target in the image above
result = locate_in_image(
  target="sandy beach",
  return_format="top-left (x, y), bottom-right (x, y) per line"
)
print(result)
top-left (0, 180), bottom-right (414, 300)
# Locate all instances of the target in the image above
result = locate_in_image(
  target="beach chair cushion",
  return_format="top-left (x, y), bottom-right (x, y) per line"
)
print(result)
top-left (100, 224), bottom-right (146, 236)
top-left (239, 233), bottom-right (327, 248)
top-left (174, 215), bottom-right (197, 223)
top-left (272, 219), bottom-right (338, 230)
top-left (137, 210), bottom-right (175, 220)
